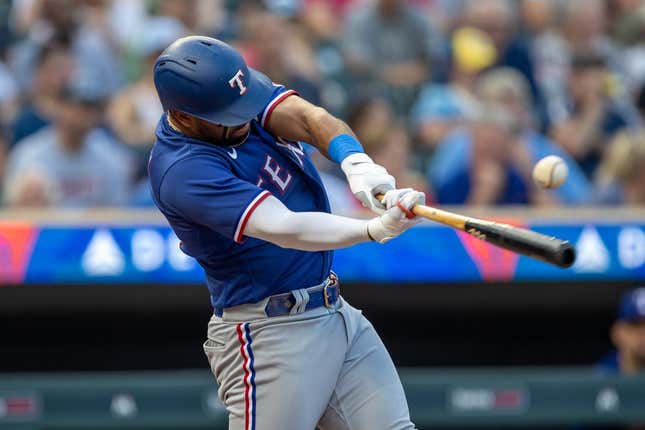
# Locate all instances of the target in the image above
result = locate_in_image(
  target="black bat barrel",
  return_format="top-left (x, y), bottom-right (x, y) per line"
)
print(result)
top-left (464, 220), bottom-right (576, 268)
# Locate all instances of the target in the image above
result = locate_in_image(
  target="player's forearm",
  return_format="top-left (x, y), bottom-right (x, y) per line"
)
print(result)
top-left (301, 107), bottom-right (357, 159)
top-left (265, 96), bottom-right (359, 160)
top-left (244, 195), bottom-right (369, 251)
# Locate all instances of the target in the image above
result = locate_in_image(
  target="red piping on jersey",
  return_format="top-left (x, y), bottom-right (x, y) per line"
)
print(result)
top-left (235, 191), bottom-right (271, 243)
top-left (261, 90), bottom-right (298, 128)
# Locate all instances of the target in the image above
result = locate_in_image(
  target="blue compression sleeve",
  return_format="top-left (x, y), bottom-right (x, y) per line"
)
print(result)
top-left (328, 134), bottom-right (364, 163)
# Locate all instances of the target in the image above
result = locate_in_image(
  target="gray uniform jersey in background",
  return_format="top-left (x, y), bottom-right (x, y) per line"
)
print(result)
top-left (3, 126), bottom-right (130, 206)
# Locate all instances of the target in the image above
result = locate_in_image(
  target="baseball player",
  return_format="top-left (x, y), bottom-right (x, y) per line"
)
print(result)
top-left (149, 36), bottom-right (423, 430)
top-left (597, 288), bottom-right (645, 375)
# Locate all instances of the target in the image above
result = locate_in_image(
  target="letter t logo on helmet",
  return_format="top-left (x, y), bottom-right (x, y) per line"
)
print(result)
top-left (229, 70), bottom-right (247, 95)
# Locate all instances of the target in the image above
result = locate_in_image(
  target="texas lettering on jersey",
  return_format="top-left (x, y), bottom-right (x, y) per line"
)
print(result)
top-left (258, 155), bottom-right (292, 193)
top-left (255, 139), bottom-right (305, 192)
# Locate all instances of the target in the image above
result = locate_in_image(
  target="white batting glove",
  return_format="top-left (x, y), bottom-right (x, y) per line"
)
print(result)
top-left (366, 189), bottom-right (425, 243)
top-left (341, 153), bottom-right (395, 214)
top-left (380, 188), bottom-right (419, 210)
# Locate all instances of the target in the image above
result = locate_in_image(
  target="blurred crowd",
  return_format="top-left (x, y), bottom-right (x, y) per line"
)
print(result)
top-left (1, 0), bottom-right (645, 209)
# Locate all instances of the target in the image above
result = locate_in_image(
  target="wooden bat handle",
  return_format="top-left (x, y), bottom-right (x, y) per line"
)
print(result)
top-left (410, 205), bottom-right (467, 230)
top-left (376, 194), bottom-right (466, 229)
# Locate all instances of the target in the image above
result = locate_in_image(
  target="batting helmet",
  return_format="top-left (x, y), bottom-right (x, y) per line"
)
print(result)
top-left (153, 36), bottom-right (274, 127)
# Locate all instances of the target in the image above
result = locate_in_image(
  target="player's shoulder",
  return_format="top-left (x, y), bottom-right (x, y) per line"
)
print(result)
top-left (595, 350), bottom-right (619, 375)
top-left (7, 126), bottom-right (56, 167)
top-left (12, 126), bottom-right (56, 153)
top-left (151, 139), bottom-right (230, 183)
top-left (150, 116), bottom-right (231, 190)
top-left (152, 114), bottom-right (229, 159)
top-left (255, 84), bottom-right (299, 129)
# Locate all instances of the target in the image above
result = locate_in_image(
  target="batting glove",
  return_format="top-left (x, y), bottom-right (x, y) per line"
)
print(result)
top-left (366, 189), bottom-right (425, 243)
top-left (341, 153), bottom-right (395, 214)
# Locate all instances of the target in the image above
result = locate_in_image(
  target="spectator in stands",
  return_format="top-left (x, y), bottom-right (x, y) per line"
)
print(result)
top-left (307, 146), bottom-right (361, 215)
top-left (0, 124), bottom-right (6, 194)
top-left (594, 130), bottom-right (645, 205)
top-left (598, 288), bottom-right (645, 374)
top-left (10, 40), bottom-right (74, 148)
top-left (411, 26), bottom-right (493, 151)
top-left (240, 11), bottom-right (322, 106)
top-left (427, 80), bottom-right (592, 207)
top-left (550, 51), bottom-right (632, 179)
top-left (2, 81), bottom-right (130, 207)
top-left (519, 0), bottom-right (559, 37)
top-left (459, 0), bottom-right (540, 103)
top-left (0, 49), bottom-right (17, 128)
top-left (639, 84), bottom-right (645, 121)
top-left (427, 104), bottom-right (538, 205)
top-left (342, 0), bottom-right (434, 117)
top-left (156, 0), bottom-right (198, 32)
top-left (476, 67), bottom-right (592, 205)
top-left (348, 97), bottom-right (428, 195)
top-left (9, 0), bottom-right (124, 98)
top-left (107, 16), bottom-right (185, 182)
top-left (612, 3), bottom-right (645, 94)
top-left (300, 0), bottom-right (344, 44)
top-left (560, 0), bottom-right (614, 57)
top-left (528, 0), bottom-right (572, 129)
top-left (0, 0), bottom-right (11, 53)
top-left (532, 0), bottom-right (622, 128)
top-left (0, 0), bottom-right (16, 126)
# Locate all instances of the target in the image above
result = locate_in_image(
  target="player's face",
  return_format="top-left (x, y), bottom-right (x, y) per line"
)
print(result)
top-left (627, 322), bottom-right (645, 358)
top-left (615, 321), bottom-right (645, 361)
top-left (174, 111), bottom-right (250, 146)
top-left (195, 120), bottom-right (250, 146)
top-left (223, 123), bottom-right (251, 139)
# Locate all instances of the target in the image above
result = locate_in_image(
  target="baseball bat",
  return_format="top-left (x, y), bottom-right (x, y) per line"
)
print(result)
top-left (377, 195), bottom-right (576, 268)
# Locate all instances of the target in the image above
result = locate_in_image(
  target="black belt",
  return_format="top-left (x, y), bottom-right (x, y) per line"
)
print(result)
top-left (214, 273), bottom-right (340, 318)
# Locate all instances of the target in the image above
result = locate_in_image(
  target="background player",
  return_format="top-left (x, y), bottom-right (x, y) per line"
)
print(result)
top-left (598, 287), bottom-right (645, 374)
top-left (149, 36), bottom-right (424, 429)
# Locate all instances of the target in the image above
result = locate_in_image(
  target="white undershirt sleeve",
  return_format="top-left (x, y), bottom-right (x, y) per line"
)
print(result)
top-left (244, 195), bottom-right (371, 251)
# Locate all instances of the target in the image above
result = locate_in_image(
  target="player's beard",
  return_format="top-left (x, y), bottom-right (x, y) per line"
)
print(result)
top-left (221, 126), bottom-right (250, 147)
top-left (197, 122), bottom-right (250, 147)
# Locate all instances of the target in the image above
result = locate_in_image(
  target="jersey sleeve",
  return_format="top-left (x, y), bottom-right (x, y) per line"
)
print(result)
top-left (159, 155), bottom-right (271, 243)
top-left (257, 84), bottom-right (299, 129)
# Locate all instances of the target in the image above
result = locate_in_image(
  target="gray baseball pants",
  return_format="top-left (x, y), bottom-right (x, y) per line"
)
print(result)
top-left (203, 296), bottom-right (416, 430)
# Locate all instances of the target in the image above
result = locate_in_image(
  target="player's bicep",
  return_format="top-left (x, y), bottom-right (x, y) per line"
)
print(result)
top-left (264, 95), bottom-right (323, 143)
top-left (245, 195), bottom-right (299, 239)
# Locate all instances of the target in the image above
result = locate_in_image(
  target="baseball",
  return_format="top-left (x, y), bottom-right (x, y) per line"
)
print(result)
top-left (532, 155), bottom-right (568, 189)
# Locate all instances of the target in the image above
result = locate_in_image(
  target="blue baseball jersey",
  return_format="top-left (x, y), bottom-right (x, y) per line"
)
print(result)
top-left (149, 86), bottom-right (333, 309)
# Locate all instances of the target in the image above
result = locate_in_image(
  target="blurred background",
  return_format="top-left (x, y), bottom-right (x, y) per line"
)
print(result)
top-left (0, 0), bottom-right (645, 428)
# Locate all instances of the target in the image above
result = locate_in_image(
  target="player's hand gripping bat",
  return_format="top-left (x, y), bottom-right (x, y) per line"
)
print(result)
top-left (377, 195), bottom-right (576, 268)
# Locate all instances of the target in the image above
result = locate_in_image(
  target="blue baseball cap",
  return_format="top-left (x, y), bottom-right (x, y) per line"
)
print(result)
top-left (617, 288), bottom-right (645, 322)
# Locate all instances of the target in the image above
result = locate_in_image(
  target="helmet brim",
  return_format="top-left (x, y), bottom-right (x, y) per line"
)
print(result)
top-left (194, 68), bottom-right (275, 127)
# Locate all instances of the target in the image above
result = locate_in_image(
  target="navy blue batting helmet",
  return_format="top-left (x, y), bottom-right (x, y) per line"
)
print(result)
top-left (618, 288), bottom-right (645, 322)
top-left (153, 36), bottom-right (274, 127)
